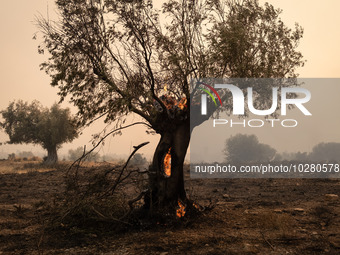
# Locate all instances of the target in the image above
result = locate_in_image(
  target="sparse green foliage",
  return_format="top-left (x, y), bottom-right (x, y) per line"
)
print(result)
top-left (0, 100), bottom-right (78, 164)
top-left (37, 0), bottom-right (304, 130)
top-left (207, 0), bottom-right (304, 78)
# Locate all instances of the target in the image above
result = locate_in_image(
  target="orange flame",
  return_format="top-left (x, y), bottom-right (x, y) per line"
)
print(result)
top-left (163, 148), bottom-right (171, 177)
top-left (176, 199), bottom-right (186, 218)
top-left (160, 95), bottom-right (187, 110)
top-left (177, 98), bottom-right (187, 110)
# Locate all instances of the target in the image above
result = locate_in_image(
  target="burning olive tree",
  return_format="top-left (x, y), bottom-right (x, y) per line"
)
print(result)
top-left (37, 0), bottom-right (304, 214)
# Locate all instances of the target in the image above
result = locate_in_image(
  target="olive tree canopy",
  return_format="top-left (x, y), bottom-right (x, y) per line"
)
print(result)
top-left (37, 0), bottom-right (304, 211)
top-left (1, 101), bottom-right (78, 164)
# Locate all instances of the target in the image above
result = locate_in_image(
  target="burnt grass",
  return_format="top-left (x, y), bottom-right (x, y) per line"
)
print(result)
top-left (0, 161), bottom-right (340, 254)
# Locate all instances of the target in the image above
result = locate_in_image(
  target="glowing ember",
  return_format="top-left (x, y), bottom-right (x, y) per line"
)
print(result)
top-left (177, 98), bottom-right (187, 110)
top-left (163, 148), bottom-right (171, 177)
top-left (160, 95), bottom-right (187, 111)
top-left (176, 199), bottom-right (186, 218)
top-left (193, 202), bottom-right (200, 210)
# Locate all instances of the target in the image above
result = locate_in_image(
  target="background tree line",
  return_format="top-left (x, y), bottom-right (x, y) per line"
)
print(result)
top-left (225, 134), bottom-right (340, 163)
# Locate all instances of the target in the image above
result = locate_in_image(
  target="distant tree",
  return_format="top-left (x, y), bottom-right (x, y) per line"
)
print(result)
top-left (275, 151), bottom-right (308, 161)
top-left (68, 146), bottom-right (101, 162)
top-left (0, 100), bottom-right (78, 165)
top-left (225, 134), bottom-right (276, 163)
top-left (273, 153), bottom-right (283, 162)
top-left (18, 151), bottom-right (35, 159)
top-left (8, 153), bottom-right (16, 161)
top-left (37, 0), bottom-right (304, 211)
top-left (295, 151), bottom-right (308, 161)
top-left (130, 153), bottom-right (148, 166)
top-left (68, 147), bottom-right (84, 161)
top-left (309, 142), bottom-right (340, 162)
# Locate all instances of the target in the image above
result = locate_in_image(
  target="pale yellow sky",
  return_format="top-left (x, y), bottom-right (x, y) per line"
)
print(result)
top-left (0, 0), bottom-right (339, 159)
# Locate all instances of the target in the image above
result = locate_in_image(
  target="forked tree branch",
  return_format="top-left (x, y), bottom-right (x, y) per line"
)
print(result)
top-left (68, 121), bottom-right (151, 171)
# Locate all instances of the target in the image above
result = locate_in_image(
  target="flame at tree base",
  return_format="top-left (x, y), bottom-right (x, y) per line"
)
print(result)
top-left (176, 199), bottom-right (186, 218)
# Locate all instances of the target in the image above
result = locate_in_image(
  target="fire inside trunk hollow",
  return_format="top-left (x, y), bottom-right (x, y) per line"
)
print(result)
top-left (163, 148), bottom-right (171, 178)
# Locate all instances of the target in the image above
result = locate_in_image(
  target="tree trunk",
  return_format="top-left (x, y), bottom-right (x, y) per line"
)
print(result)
top-left (145, 120), bottom-right (190, 214)
top-left (45, 146), bottom-right (58, 165)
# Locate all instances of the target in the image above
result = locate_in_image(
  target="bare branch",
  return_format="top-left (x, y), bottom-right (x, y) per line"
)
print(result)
top-left (68, 122), bottom-right (151, 171)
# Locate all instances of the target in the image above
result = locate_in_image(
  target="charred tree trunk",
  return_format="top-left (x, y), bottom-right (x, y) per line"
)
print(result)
top-left (44, 146), bottom-right (58, 165)
top-left (145, 120), bottom-right (190, 214)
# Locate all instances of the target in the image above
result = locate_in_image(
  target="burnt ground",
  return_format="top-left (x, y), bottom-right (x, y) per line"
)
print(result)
top-left (0, 161), bottom-right (340, 254)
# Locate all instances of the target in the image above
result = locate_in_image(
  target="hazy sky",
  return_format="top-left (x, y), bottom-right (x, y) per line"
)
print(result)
top-left (0, 0), bottom-right (339, 160)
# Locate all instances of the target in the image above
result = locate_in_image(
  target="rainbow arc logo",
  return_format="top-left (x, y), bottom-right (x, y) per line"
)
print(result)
top-left (198, 82), bottom-right (223, 115)
top-left (198, 82), bottom-right (222, 107)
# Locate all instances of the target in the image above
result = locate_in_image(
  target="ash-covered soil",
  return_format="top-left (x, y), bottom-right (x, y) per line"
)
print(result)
top-left (0, 161), bottom-right (340, 254)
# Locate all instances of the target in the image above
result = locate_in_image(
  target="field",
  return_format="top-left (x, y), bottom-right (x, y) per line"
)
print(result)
top-left (0, 160), bottom-right (340, 254)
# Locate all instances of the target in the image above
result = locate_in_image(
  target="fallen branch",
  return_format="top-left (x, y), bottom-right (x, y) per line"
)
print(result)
top-left (121, 189), bottom-right (149, 219)
top-left (101, 141), bottom-right (149, 197)
top-left (260, 231), bottom-right (275, 250)
top-left (91, 206), bottom-right (132, 226)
